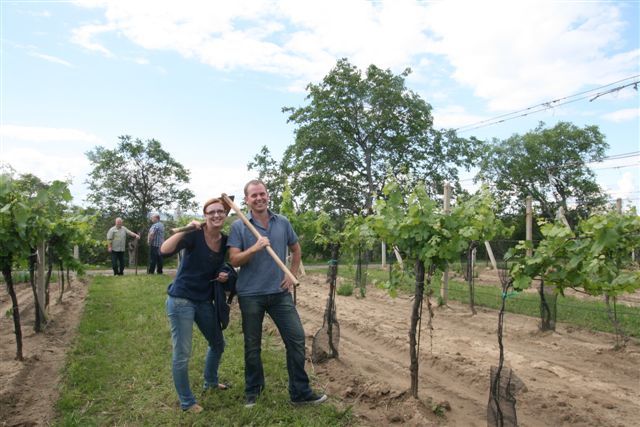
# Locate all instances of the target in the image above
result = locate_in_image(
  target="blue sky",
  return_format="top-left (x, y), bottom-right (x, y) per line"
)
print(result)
top-left (1, 0), bottom-right (639, 212)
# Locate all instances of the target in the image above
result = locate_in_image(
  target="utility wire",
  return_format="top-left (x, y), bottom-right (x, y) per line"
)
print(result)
top-left (454, 75), bottom-right (640, 133)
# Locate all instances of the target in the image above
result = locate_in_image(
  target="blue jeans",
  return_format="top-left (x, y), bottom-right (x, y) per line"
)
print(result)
top-left (238, 292), bottom-right (312, 401)
top-left (148, 246), bottom-right (163, 274)
top-left (166, 296), bottom-right (225, 409)
top-left (111, 251), bottom-right (125, 275)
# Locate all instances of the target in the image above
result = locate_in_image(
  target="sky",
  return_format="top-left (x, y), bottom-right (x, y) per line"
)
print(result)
top-left (1, 0), bottom-right (639, 214)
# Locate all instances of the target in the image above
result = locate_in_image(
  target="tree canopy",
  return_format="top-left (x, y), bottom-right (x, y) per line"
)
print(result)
top-left (282, 58), bottom-right (472, 216)
top-left (477, 121), bottom-right (608, 225)
top-left (85, 135), bottom-right (196, 233)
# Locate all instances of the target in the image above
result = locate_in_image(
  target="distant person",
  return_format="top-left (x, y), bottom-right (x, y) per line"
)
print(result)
top-left (228, 179), bottom-right (327, 408)
top-left (160, 198), bottom-right (235, 413)
top-left (147, 213), bottom-right (165, 274)
top-left (106, 217), bottom-right (140, 275)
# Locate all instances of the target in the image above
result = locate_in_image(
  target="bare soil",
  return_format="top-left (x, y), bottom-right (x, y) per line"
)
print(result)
top-left (297, 273), bottom-right (640, 427)
top-left (1, 271), bottom-right (638, 427)
top-left (0, 278), bottom-right (87, 427)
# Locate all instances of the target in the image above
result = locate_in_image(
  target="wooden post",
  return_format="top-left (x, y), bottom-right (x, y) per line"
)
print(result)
top-left (616, 198), bottom-right (622, 214)
top-left (36, 241), bottom-right (47, 317)
top-left (526, 196), bottom-right (533, 257)
top-left (381, 241), bottom-right (387, 269)
top-left (484, 241), bottom-right (498, 270)
top-left (441, 182), bottom-right (451, 304)
top-left (73, 245), bottom-right (79, 260)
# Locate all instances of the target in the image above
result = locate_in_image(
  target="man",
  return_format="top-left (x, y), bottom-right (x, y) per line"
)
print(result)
top-left (106, 217), bottom-right (140, 275)
top-left (147, 213), bottom-right (165, 274)
top-left (228, 179), bottom-right (327, 408)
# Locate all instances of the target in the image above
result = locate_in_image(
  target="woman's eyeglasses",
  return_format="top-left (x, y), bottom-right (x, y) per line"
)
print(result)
top-left (205, 209), bottom-right (227, 217)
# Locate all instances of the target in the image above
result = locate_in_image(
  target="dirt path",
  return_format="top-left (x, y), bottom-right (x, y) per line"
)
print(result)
top-left (0, 278), bottom-right (87, 427)
top-left (297, 274), bottom-right (640, 426)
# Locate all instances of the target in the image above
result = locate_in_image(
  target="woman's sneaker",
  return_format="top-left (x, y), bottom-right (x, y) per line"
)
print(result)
top-left (291, 393), bottom-right (328, 406)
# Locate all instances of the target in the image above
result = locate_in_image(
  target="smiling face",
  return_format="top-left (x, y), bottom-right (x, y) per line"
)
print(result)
top-left (245, 182), bottom-right (269, 214)
top-left (204, 201), bottom-right (227, 227)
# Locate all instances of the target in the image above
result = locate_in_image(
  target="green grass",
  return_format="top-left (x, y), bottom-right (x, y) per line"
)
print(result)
top-left (55, 275), bottom-right (352, 426)
top-left (330, 264), bottom-right (640, 338)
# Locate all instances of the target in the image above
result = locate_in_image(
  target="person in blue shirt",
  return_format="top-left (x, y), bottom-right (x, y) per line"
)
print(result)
top-left (160, 198), bottom-right (233, 413)
top-left (147, 213), bottom-right (165, 274)
top-left (228, 179), bottom-right (327, 408)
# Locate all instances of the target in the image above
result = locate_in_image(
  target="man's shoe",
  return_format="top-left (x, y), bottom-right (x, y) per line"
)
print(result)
top-left (291, 393), bottom-right (328, 406)
top-left (244, 395), bottom-right (258, 408)
top-left (184, 403), bottom-right (204, 413)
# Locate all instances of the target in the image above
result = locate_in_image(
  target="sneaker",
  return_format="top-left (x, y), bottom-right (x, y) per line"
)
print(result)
top-left (184, 403), bottom-right (204, 413)
top-left (291, 393), bottom-right (328, 406)
top-left (203, 383), bottom-right (231, 393)
top-left (244, 395), bottom-right (258, 408)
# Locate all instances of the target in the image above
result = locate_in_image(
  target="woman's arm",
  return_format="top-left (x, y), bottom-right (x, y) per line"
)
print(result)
top-left (160, 220), bottom-right (200, 255)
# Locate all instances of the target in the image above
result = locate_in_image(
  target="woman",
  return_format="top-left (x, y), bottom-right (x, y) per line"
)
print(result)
top-left (161, 197), bottom-right (233, 413)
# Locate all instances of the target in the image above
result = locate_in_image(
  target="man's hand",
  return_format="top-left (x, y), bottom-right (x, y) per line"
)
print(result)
top-left (216, 271), bottom-right (229, 283)
top-left (280, 275), bottom-right (298, 293)
top-left (252, 236), bottom-right (270, 253)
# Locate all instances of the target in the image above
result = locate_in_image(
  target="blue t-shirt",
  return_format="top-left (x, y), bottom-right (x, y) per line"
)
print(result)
top-left (165, 229), bottom-right (227, 301)
top-left (227, 211), bottom-right (298, 297)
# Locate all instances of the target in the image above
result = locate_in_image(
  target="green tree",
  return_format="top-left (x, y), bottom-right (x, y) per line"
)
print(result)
top-left (86, 135), bottom-right (196, 244)
top-left (282, 58), bottom-right (472, 216)
top-left (478, 121), bottom-right (608, 226)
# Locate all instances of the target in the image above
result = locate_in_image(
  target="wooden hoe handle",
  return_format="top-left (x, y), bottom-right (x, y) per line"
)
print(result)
top-left (221, 193), bottom-right (299, 286)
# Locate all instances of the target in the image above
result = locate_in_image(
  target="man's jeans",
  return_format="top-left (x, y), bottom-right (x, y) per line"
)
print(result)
top-left (148, 246), bottom-right (163, 274)
top-left (111, 251), bottom-right (125, 275)
top-left (166, 296), bottom-right (224, 409)
top-left (238, 292), bottom-right (312, 401)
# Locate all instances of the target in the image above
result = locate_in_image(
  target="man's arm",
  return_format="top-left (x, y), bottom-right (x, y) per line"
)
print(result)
top-left (106, 229), bottom-right (113, 252)
top-left (228, 236), bottom-right (270, 267)
top-left (281, 242), bottom-right (301, 292)
top-left (124, 227), bottom-right (140, 240)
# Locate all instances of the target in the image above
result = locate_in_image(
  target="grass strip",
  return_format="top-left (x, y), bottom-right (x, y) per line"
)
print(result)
top-left (55, 275), bottom-right (351, 426)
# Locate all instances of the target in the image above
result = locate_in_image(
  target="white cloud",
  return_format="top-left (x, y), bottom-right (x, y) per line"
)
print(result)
top-left (189, 165), bottom-right (254, 206)
top-left (0, 124), bottom-right (100, 142)
top-left (69, 0), bottom-right (638, 110)
top-left (432, 105), bottom-right (487, 129)
top-left (70, 23), bottom-right (115, 57)
top-left (2, 148), bottom-right (90, 184)
top-left (423, 2), bottom-right (638, 111)
top-left (606, 171), bottom-right (639, 201)
top-left (28, 52), bottom-right (73, 67)
top-left (602, 108), bottom-right (640, 123)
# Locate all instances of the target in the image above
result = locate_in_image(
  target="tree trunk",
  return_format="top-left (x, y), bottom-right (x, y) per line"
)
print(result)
top-left (2, 262), bottom-right (24, 361)
top-left (605, 295), bottom-right (627, 349)
top-left (410, 259), bottom-right (425, 398)
top-left (58, 260), bottom-right (65, 303)
top-left (45, 259), bottom-right (53, 309)
top-left (28, 250), bottom-right (45, 332)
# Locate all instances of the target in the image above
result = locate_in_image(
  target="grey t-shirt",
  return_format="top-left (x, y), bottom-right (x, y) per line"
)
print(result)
top-left (227, 211), bottom-right (298, 296)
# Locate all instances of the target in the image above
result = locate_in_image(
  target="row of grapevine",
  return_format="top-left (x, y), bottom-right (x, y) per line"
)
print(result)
top-left (1, 173), bottom-right (96, 360)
